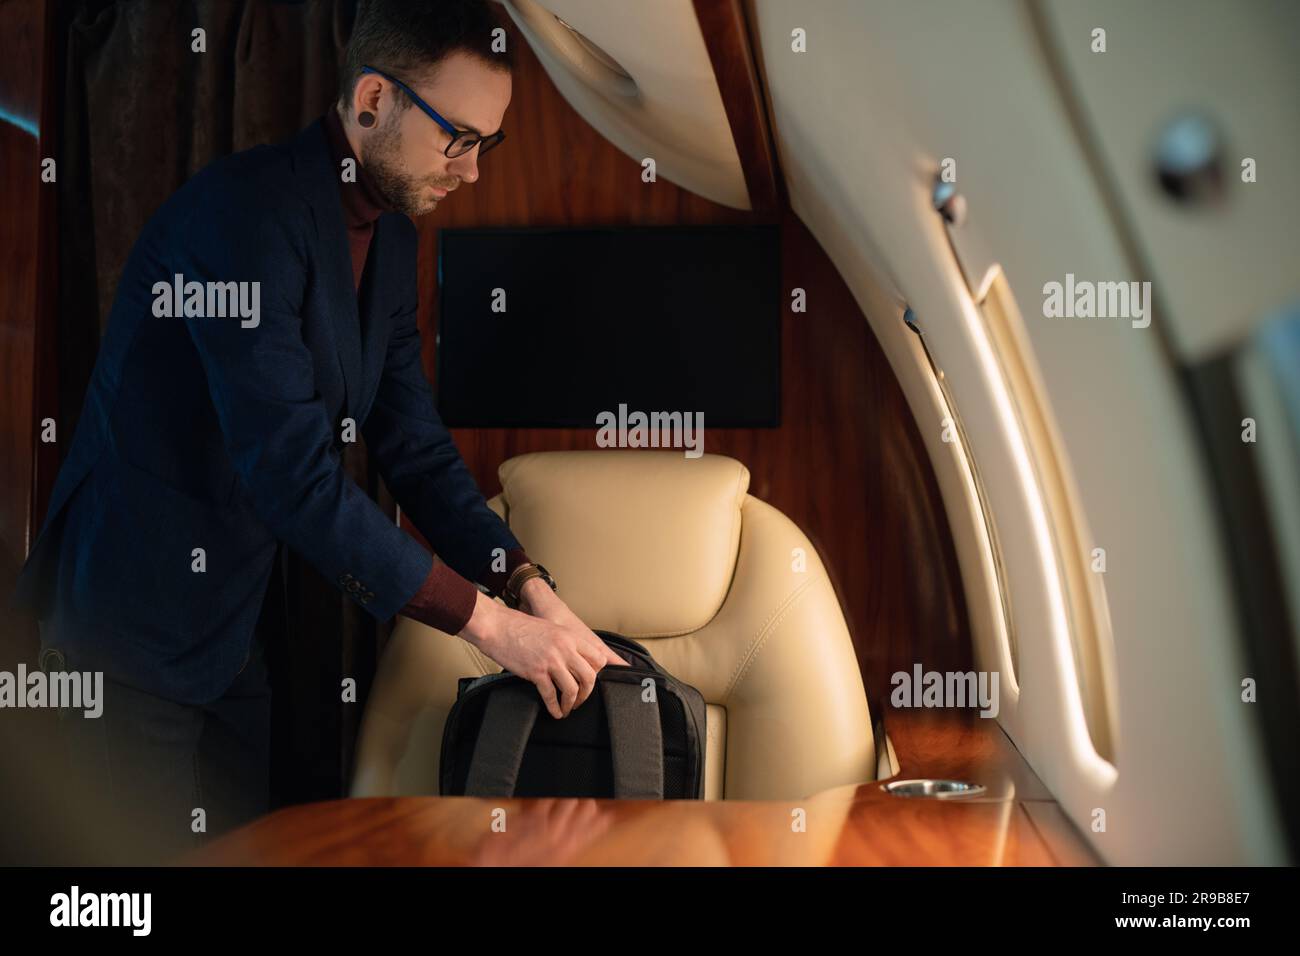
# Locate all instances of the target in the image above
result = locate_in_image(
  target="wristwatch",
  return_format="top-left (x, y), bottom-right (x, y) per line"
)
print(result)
top-left (503, 562), bottom-right (557, 609)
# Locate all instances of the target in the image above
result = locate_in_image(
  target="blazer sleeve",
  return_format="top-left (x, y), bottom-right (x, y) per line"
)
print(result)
top-left (177, 174), bottom-right (433, 622)
top-left (361, 221), bottom-right (522, 584)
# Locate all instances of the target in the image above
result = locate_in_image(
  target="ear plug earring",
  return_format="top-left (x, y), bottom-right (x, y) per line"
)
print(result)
top-left (358, 110), bottom-right (376, 128)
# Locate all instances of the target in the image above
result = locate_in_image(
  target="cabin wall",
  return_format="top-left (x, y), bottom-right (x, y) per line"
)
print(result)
top-left (745, 0), bottom-right (1296, 863)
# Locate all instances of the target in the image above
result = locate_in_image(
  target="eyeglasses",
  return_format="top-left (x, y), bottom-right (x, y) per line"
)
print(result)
top-left (360, 64), bottom-right (505, 158)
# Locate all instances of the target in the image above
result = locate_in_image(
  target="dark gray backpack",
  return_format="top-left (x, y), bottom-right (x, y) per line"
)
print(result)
top-left (440, 630), bottom-right (707, 799)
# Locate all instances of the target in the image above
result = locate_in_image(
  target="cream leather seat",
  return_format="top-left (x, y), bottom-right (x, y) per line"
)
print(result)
top-left (351, 450), bottom-right (875, 800)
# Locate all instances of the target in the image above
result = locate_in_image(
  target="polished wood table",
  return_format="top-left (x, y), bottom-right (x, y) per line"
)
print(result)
top-left (184, 710), bottom-right (1100, 866)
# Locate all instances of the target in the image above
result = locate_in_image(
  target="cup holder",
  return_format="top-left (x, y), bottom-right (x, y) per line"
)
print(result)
top-left (882, 778), bottom-right (987, 799)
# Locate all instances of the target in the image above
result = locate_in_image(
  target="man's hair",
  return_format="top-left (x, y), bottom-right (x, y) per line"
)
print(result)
top-left (338, 0), bottom-right (513, 112)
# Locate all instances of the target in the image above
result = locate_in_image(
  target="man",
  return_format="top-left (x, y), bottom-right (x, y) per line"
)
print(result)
top-left (11, 0), bottom-right (623, 862)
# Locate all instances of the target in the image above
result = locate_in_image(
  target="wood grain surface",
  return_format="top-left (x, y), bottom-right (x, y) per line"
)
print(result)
top-left (185, 709), bottom-right (1099, 867)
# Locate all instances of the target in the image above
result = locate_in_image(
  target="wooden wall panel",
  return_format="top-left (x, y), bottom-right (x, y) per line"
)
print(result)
top-left (0, 0), bottom-right (63, 867)
top-left (692, 0), bottom-right (781, 217)
top-left (0, 0), bottom-right (56, 663)
top-left (406, 16), bottom-right (970, 703)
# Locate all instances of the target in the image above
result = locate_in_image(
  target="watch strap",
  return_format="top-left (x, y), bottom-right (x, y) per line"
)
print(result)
top-left (503, 563), bottom-right (555, 609)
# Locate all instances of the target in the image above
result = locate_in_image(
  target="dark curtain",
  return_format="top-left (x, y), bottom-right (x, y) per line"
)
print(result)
top-left (56, 0), bottom-right (388, 809)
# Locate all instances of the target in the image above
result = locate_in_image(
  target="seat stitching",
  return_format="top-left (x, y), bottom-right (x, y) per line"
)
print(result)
top-left (722, 574), bottom-right (822, 704)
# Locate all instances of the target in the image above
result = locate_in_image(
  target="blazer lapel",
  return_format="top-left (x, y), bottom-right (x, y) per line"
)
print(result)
top-left (290, 120), bottom-right (363, 422)
top-left (355, 214), bottom-right (398, 423)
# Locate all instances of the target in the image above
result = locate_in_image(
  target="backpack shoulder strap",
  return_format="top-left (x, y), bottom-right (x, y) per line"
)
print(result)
top-left (600, 678), bottom-right (664, 799)
top-left (464, 680), bottom-right (540, 797)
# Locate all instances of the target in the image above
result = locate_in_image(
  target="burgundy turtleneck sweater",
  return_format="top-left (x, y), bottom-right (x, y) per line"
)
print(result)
top-left (322, 106), bottom-right (531, 634)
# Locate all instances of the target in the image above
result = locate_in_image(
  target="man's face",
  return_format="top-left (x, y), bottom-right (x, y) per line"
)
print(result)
top-left (359, 51), bottom-right (512, 218)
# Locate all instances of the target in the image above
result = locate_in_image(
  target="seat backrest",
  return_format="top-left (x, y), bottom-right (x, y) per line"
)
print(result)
top-left (351, 450), bottom-right (875, 800)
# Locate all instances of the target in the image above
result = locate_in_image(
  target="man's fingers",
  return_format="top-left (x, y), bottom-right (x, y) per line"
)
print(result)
top-left (567, 657), bottom-right (598, 709)
top-left (593, 640), bottom-right (629, 667)
top-left (576, 640), bottom-right (624, 673)
top-left (525, 626), bottom-right (630, 719)
top-left (577, 630), bottom-right (629, 668)
top-left (535, 679), bottom-right (563, 720)
top-left (550, 665), bottom-right (580, 717)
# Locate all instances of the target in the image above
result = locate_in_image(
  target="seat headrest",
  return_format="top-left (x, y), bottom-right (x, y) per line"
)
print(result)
top-left (497, 451), bottom-right (750, 637)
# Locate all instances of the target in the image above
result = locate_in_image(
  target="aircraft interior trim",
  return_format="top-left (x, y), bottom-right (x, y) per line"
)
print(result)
top-left (1, 0), bottom-right (1296, 907)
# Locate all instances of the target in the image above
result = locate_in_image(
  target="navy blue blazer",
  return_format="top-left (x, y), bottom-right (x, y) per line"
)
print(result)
top-left (11, 118), bottom-right (521, 704)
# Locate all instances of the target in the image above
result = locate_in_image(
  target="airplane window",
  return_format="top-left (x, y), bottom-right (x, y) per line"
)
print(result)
top-left (976, 268), bottom-right (1121, 763)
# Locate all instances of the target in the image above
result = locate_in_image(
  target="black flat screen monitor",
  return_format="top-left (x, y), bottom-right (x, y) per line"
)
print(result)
top-left (435, 225), bottom-right (781, 427)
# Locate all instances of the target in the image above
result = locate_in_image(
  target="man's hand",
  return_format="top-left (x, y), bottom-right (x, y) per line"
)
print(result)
top-left (457, 587), bottom-right (627, 720)
top-left (519, 575), bottom-right (631, 670)
top-left (518, 575), bottom-right (578, 625)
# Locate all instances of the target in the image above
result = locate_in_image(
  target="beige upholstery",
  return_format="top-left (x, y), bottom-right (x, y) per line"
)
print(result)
top-left (351, 450), bottom-right (875, 800)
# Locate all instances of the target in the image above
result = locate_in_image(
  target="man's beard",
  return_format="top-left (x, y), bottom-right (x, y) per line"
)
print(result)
top-left (361, 111), bottom-right (449, 218)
